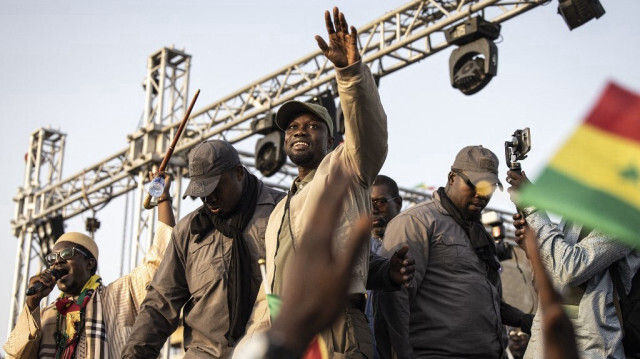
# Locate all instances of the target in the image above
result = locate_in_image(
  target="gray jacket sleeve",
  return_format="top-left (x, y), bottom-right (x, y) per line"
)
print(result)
top-left (121, 230), bottom-right (190, 358)
top-left (526, 210), bottom-right (632, 287)
top-left (376, 213), bottom-right (429, 359)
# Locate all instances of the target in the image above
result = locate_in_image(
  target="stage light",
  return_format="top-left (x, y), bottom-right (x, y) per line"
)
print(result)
top-left (35, 215), bottom-right (65, 260)
top-left (252, 114), bottom-right (286, 177)
top-left (255, 131), bottom-right (286, 177)
top-left (558, 0), bottom-right (605, 30)
top-left (445, 17), bottom-right (500, 95)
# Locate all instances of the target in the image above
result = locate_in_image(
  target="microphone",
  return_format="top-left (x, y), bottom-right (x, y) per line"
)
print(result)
top-left (26, 269), bottom-right (66, 296)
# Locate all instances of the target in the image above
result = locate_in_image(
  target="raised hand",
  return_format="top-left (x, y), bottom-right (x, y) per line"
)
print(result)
top-left (315, 7), bottom-right (361, 68)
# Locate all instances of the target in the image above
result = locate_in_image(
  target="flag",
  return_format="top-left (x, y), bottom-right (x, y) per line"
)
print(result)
top-left (519, 82), bottom-right (640, 247)
top-left (267, 294), bottom-right (329, 359)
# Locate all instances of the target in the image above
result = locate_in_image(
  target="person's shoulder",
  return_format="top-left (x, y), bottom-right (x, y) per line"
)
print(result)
top-left (257, 180), bottom-right (286, 205)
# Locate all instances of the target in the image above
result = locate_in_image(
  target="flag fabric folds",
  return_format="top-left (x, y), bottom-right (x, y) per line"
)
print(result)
top-left (519, 82), bottom-right (640, 247)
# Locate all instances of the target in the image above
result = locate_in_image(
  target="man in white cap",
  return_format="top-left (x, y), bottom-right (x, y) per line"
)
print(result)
top-left (123, 140), bottom-right (285, 358)
top-left (5, 174), bottom-right (175, 359)
top-left (376, 146), bottom-right (514, 358)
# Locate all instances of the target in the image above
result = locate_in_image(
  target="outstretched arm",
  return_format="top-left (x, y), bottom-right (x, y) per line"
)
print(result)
top-left (509, 170), bottom-right (631, 287)
top-left (316, 7), bottom-right (387, 186)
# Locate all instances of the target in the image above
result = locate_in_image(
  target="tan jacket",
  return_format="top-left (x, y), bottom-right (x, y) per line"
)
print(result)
top-left (240, 60), bottom-right (387, 354)
top-left (4, 222), bottom-right (173, 359)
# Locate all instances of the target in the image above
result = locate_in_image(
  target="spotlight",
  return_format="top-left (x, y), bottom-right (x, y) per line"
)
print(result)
top-left (35, 215), bottom-right (65, 260)
top-left (255, 131), bottom-right (286, 177)
top-left (446, 17), bottom-right (500, 95)
top-left (252, 114), bottom-right (286, 177)
top-left (558, 0), bottom-right (605, 30)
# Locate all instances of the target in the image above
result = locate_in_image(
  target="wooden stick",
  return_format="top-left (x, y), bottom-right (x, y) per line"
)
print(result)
top-left (144, 89), bottom-right (200, 209)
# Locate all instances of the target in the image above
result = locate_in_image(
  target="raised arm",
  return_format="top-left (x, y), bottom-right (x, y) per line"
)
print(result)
top-left (509, 170), bottom-right (632, 287)
top-left (316, 7), bottom-right (387, 186)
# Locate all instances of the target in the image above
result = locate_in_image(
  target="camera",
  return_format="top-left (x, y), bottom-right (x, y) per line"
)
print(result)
top-left (505, 128), bottom-right (531, 172)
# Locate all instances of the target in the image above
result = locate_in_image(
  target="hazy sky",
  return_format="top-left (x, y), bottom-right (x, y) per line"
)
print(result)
top-left (1, 0), bottom-right (639, 349)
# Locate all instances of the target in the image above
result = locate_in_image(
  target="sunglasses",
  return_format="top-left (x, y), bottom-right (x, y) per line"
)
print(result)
top-left (453, 169), bottom-right (497, 194)
top-left (45, 247), bottom-right (91, 266)
top-left (371, 197), bottom-right (399, 208)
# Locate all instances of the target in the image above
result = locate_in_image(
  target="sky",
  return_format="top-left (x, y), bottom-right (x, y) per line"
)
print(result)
top-left (1, 0), bottom-right (639, 350)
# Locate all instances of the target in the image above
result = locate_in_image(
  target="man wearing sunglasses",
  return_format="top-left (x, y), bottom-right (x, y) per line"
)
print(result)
top-left (376, 145), bottom-right (513, 358)
top-left (123, 140), bottom-right (285, 359)
top-left (5, 173), bottom-right (175, 359)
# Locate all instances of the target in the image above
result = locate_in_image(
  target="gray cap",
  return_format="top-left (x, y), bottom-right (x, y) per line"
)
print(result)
top-left (275, 101), bottom-right (334, 135)
top-left (451, 145), bottom-right (503, 191)
top-left (182, 140), bottom-right (241, 199)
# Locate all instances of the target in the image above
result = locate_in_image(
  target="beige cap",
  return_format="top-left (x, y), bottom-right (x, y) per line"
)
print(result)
top-left (54, 232), bottom-right (99, 261)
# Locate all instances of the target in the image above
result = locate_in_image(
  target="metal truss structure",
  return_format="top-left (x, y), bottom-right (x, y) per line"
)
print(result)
top-left (9, 0), bottom-right (547, 331)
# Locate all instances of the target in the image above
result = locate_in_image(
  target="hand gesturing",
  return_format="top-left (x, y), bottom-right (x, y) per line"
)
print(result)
top-left (315, 7), bottom-right (361, 68)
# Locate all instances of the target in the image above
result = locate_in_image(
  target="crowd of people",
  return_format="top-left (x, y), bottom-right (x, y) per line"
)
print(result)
top-left (5, 6), bottom-right (639, 359)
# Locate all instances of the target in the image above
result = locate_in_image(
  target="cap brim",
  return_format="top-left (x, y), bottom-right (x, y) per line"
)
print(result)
top-left (467, 171), bottom-right (504, 192)
top-left (182, 174), bottom-right (222, 199)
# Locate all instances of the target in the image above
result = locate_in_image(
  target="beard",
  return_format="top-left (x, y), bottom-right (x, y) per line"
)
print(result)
top-left (288, 151), bottom-right (316, 167)
top-left (462, 208), bottom-right (482, 222)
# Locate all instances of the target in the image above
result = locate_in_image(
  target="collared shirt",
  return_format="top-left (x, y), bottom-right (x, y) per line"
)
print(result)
top-left (122, 182), bottom-right (284, 359)
top-left (4, 222), bottom-right (173, 359)
top-left (376, 191), bottom-right (506, 359)
top-left (272, 172), bottom-right (314, 295)
top-left (523, 210), bottom-right (640, 359)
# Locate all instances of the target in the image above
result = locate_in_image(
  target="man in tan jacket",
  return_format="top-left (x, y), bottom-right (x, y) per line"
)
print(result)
top-left (243, 7), bottom-right (388, 358)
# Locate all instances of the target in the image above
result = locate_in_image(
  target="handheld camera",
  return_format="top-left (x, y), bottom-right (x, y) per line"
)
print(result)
top-left (505, 128), bottom-right (531, 172)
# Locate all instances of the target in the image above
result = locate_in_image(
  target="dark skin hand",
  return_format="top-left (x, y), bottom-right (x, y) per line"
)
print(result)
top-left (512, 212), bottom-right (529, 251)
top-left (26, 269), bottom-right (58, 312)
top-left (522, 226), bottom-right (579, 359)
top-left (315, 7), bottom-right (361, 68)
top-left (506, 169), bottom-right (532, 204)
top-left (270, 160), bottom-right (370, 355)
top-left (390, 245), bottom-right (415, 287)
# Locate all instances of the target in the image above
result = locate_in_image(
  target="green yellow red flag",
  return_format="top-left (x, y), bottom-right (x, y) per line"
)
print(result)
top-left (519, 82), bottom-right (640, 247)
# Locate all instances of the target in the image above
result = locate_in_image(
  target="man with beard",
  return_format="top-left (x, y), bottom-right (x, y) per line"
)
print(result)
top-left (377, 146), bottom-right (510, 358)
top-left (5, 173), bottom-right (175, 359)
top-left (122, 140), bottom-right (285, 358)
top-left (241, 7), bottom-right (388, 358)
